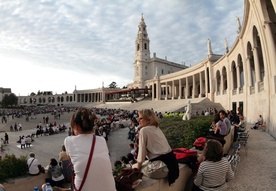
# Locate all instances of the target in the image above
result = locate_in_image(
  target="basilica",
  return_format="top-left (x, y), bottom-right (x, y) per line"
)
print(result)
top-left (17, 0), bottom-right (276, 138)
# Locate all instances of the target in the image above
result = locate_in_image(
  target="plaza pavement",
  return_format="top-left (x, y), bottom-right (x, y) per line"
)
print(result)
top-left (0, 112), bottom-right (130, 166)
top-left (1, 110), bottom-right (276, 190)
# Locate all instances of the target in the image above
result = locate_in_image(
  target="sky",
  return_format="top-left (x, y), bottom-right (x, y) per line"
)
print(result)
top-left (0, 0), bottom-right (244, 96)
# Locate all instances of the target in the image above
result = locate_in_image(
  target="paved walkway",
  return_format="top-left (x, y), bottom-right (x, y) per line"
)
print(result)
top-left (226, 127), bottom-right (276, 191)
top-left (1, 112), bottom-right (276, 190)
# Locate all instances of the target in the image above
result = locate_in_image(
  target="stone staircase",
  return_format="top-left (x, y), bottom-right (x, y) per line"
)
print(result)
top-left (174, 98), bottom-right (224, 114)
top-left (83, 97), bottom-right (224, 114)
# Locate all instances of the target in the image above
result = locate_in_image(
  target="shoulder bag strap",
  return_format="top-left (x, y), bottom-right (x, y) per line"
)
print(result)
top-left (28, 158), bottom-right (35, 169)
top-left (73, 134), bottom-right (96, 191)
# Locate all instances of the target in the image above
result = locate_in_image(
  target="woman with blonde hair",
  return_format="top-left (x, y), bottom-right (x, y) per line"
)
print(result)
top-left (136, 109), bottom-right (179, 186)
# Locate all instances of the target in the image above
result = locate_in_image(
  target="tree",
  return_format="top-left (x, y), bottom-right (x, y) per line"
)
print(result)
top-left (109, 81), bottom-right (117, 89)
top-left (30, 92), bottom-right (36, 96)
top-left (1, 93), bottom-right (18, 107)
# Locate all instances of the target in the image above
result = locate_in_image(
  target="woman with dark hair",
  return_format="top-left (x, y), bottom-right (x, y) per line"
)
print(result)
top-left (45, 158), bottom-right (64, 187)
top-left (64, 108), bottom-right (116, 191)
top-left (193, 140), bottom-right (234, 191)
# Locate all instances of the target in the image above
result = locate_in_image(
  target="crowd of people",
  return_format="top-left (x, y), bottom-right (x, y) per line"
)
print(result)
top-left (1, 104), bottom-right (265, 191)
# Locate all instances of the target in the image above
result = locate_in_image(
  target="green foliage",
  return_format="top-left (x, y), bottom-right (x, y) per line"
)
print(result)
top-left (0, 154), bottom-right (28, 183)
top-left (1, 93), bottom-right (18, 107)
top-left (159, 115), bottom-right (213, 149)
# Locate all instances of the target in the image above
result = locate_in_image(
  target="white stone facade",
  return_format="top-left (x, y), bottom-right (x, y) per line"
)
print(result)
top-left (131, 0), bottom-right (276, 137)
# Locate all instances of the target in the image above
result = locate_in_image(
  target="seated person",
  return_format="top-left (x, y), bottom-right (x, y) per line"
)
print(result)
top-left (233, 115), bottom-right (246, 142)
top-left (234, 115), bottom-right (246, 132)
top-left (207, 114), bottom-right (227, 146)
top-left (27, 153), bottom-right (40, 176)
top-left (229, 110), bottom-right (239, 125)
top-left (45, 158), bottom-right (64, 187)
top-left (252, 115), bottom-right (263, 129)
top-left (256, 115), bottom-right (263, 126)
top-left (193, 140), bottom-right (234, 191)
top-left (213, 115), bottom-right (227, 137)
top-left (25, 136), bottom-right (32, 148)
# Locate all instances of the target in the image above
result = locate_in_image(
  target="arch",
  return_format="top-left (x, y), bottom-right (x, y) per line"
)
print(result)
top-left (216, 70), bottom-right (221, 93)
top-left (231, 61), bottom-right (238, 89)
top-left (42, 97), bottom-right (46, 103)
top-left (253, 26), bottom-right (265, 82)
top-left (260, 0), bottom-right (276, 44)
top-left (237, 54), bottom-right (244, 88)
top-left (222, 66), bottom-right (227, 91)
top-left (247, 42), bottom-right (256, 86)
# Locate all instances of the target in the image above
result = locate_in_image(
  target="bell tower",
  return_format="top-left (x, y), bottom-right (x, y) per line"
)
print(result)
top-left (134, 14), bottom-right (150, 88)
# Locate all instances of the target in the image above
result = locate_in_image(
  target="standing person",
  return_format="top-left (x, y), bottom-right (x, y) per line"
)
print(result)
top-left (219, 110), bottom-right (231, 135)
top-left (27, 153), bottom-right (40, 176)
top-left (4, 133), bottom-right (9, 145)
top-left (193, 140), bottom-right (234, 191)
top-left (136, 109), bottom-right (179, 186)
top-left (64, 108), bottom-right (116, 191)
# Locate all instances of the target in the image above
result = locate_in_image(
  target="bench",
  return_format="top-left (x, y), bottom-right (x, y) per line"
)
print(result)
top-left (134, 163), bottom-right (192, 191)
top-left (223, 126), bottom-right (234, 154)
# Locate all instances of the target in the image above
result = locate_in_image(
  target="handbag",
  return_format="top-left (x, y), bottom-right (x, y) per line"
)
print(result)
top-left (141, 160), bottom-right (168, 179)
top-left (72, 134), bottom-right (96, 191)
top-left (115, 168), bottom-right (143, 191)
top-left (38, 165), bottom-right (45, 174)
top-left (173, 148), bottom-right (197, 161)
top-left (193, 137), bottom-right (207, 150)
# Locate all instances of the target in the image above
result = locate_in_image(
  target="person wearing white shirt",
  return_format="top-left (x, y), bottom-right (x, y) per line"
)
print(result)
top-left (64, 108), bottom-right (116, 191)
top-left (27, 153), bottom-right (40, 176)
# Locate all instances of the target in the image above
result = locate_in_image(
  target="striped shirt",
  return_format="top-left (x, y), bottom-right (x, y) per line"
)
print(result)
top-left (194, 157), bottom-right (234, 191)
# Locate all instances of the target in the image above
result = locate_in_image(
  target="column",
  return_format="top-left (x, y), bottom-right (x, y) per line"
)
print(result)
top-left (253, 46), bottom-right (261, 82)
top-left (205, 67), bottom-right (208, 95)
top-left (185, 77), bottom-right (189, 99)
top-left (193, 75), bottom-right (196, 98)
top-left (246, 57), bottom-right (253, 87)
top-left (199, 72), bottom-right (203, 97)
top-left (178, 79), bottom-right (182, 99)
top-left (172, 80), bottom-right (175, 100)
top-left (165, 82), bottom-right (168, 100)
top-left (237, 64), bottom-right (241, 92)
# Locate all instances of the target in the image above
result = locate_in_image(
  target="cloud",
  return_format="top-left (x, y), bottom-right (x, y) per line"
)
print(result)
top-left (0, 0), bottom-right (244, 95)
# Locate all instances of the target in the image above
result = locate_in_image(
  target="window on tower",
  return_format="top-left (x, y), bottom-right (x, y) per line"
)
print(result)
top-left (137, 44), bottom-right (140, 51)
top-left (144, 43), bottom-right (147, 49)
